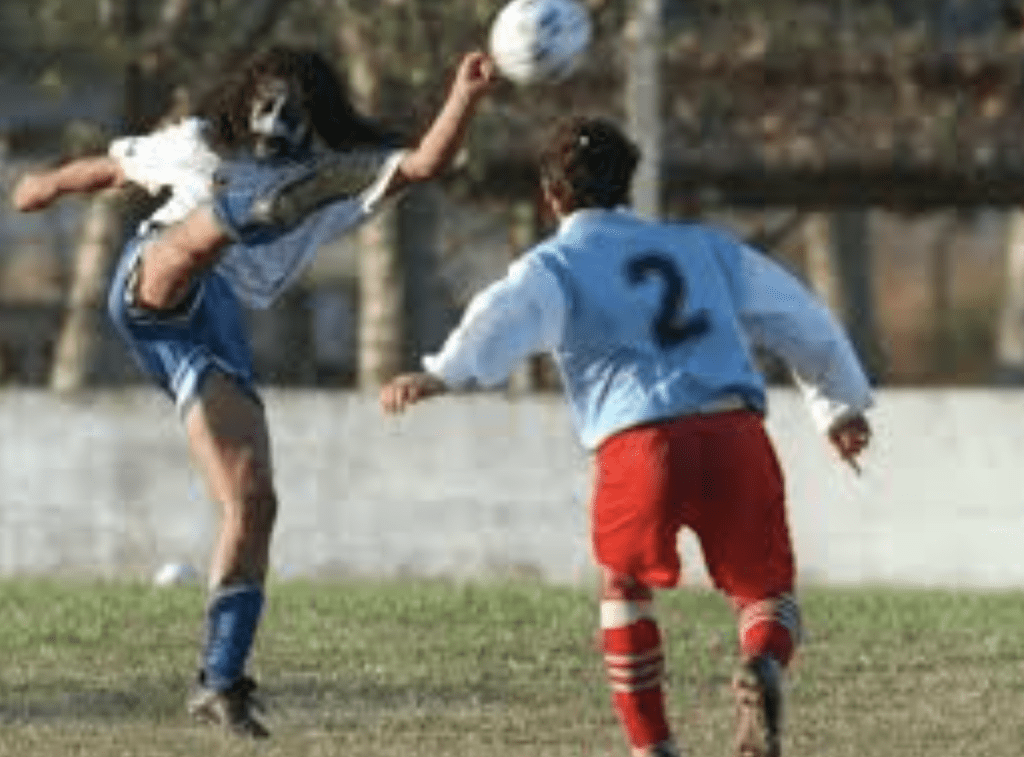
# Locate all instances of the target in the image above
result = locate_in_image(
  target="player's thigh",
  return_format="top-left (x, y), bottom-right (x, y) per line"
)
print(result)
top-left (591, 424), bottom-right (685, 589)
top-left (136, 207), bottom-right (229, 308)
top-left (184, 370), bottom-right (275, 512)
top-left (108, 242), bottom-right (258, 410)
top-left (692, 415), bottom-right (794, 602)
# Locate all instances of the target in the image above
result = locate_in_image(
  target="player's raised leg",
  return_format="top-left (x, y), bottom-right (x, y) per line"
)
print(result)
top-left (132, 205), bottom-right (231, 312)
top-left (183, 371), bottom-right (277, 738)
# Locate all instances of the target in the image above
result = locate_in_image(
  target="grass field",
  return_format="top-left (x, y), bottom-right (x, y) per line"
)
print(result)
top-left (1, 579), bottom-right (1023, 757)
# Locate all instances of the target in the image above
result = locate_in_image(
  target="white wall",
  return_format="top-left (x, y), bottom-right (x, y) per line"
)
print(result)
top-left (1, 388), bottom-right (1023, 588)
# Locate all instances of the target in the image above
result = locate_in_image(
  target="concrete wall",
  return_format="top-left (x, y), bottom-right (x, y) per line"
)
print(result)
top-left (2, 388), bottom-right (1024, 588)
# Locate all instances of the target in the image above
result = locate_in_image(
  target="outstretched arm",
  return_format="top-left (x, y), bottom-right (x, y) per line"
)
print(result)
top-left (380, 257), bottom-right (566, 415)
top-left (386, 51), bottom-right (495, 196)
top-left (733, 242), bottom-right (874, 471)
top-left (12, 155), bottom-right (126, 212)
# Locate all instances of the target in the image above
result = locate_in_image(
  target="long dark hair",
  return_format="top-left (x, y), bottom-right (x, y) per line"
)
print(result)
top-left (539, 117), bottom-right (639, 209)
top-left (196, 46), bottom-right (398, 153)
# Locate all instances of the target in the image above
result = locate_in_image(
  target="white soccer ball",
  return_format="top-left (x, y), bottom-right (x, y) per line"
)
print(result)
top-left (153, 561), bottom-right (198, 587)
top-left (489, 0), bottom-right (592, 85)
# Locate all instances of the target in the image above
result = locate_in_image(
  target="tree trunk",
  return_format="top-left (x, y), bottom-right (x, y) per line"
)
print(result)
top-left (996, 209), bottom-right (1024, 380)
top-left (803, 212), bottom-right (843, 313)
top-left (399, 183), bottom-right (453, 367)
top-left (506, 199), bottom-right (546, 392)
top-left (357, 205), bottom-right (404, 386)
top-left (929, 214), bottom-right (957, 378)
top-left (49, 194), bottom-right (120, 392)
top-left (624, 0), bottom-right (662, 220)
top-left (802, 211), bottom-right (886, 381)
top-left (339, 8), bottom-right (407, 388)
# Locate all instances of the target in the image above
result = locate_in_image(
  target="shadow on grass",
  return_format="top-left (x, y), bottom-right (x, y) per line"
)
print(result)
top-left (0, 677), bottom-right (190, 724)
top-left (0, 673), bottom-right (512, 726)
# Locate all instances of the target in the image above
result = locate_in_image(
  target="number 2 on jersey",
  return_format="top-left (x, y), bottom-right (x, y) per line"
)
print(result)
top-left (625, 253), bottom-right (710, 349)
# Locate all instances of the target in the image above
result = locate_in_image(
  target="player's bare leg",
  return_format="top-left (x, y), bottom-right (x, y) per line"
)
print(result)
top-left (182, 371), bottom-right (277, 738)
top-left (600, 569), bottom-right (680, 757)
top-left (134, 205), bottom-right (231, 312)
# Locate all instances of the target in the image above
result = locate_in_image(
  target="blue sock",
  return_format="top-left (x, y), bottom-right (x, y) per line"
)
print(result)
top-left (202, 584), bottom-right (264, 691)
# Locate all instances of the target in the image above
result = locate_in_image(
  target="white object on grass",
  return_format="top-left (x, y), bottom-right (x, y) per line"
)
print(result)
top-left (153, 561), bottom-right (199, 587)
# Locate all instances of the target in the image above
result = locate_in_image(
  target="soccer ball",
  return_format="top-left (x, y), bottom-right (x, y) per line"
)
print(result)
top-left (153, 561), bottom-right (198, 587)
top-left (488, 0), bottom-right (592, 85)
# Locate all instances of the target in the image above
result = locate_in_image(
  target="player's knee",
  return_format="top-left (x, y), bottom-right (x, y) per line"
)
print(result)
top-left (601, 568), bottom-right (653, 601)
top-left (137, 216), bottom-right (226, 311)
top-left (241, 471), bottom-right (278, 535)
top-left (219, 455), bottom-right (277, 537)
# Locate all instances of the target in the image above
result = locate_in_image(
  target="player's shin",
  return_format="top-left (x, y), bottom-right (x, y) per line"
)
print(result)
top-left (200, 582), bottom-right (265, 690)
top-left (600, 597), bottom-right (677, 757)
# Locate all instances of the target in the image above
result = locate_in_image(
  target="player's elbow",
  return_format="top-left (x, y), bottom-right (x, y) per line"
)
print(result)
top-left (395, 154), bottom-right (436, 182)
top-left (397, 151), bottom-right (444, 185)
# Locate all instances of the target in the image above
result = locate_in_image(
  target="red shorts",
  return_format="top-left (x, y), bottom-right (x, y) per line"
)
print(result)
top-left (591, 410), bottom-right (794, 602)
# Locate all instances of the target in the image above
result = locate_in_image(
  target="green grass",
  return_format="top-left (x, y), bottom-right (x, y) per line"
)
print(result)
top-left (1, 580), bottom-right (1023, 756)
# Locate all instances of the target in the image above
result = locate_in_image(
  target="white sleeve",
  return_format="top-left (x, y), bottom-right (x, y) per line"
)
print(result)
top-left (359, 150), bottom-right (407, 214)
top-left (423, 257), bottom-right (566, 388)
top-left (737, 245), bottom-right (873, 432)
top-left (108, 118), bottom-right (217, 196)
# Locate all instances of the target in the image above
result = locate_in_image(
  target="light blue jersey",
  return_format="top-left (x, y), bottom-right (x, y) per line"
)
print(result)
top-left (425, 208), bottom-right (873, 451)
top-left (532, 211), bottom-right (766, 448)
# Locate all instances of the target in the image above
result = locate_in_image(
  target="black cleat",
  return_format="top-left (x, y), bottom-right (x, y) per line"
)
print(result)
top-left (187, 672), bottom-right (270, 738)
top-left (732, 655), bottom-right (782, 757)
top-left (250, 150), bottom-right (392, 228)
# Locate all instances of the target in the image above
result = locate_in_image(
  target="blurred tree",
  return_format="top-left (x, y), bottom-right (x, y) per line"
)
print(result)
top-left (996, 210), bottom-right (1024, 380)
top-left (625, 0), bottom-right (662, 219)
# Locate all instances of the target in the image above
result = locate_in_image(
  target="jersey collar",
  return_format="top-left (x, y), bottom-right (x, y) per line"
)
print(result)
top-left (558, 206), bottom-right (638, 234)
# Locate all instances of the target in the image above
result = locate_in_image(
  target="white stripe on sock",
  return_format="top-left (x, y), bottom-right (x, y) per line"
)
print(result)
top-left (601, 599), bottom-right (655, 629)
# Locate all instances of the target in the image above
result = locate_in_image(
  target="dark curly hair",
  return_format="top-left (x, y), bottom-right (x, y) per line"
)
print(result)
top-left (539, 117), bottom-right (640, 210)
top-left (196, 46), bottom-right (398, 154)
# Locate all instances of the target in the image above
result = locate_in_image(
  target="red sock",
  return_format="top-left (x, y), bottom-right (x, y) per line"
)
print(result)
top-left (737, 593), bottom-right (801, 665)
top-left (601, 601), bottom-right (671, 749)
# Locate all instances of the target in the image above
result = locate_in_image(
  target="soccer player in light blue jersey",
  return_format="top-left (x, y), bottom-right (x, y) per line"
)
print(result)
top-left (14, 46), bottom-right (495, 737)
top-left (381, 116), bottom-right (872, 757)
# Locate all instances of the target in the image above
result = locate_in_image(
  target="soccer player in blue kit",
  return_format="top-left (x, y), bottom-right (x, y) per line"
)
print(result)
top-left (14, 46), bottom-right (495, 737)
top-left (381, 116), bottom-right (872, 757)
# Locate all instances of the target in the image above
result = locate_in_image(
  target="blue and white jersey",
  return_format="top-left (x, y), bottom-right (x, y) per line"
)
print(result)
top-left (424, 208), bottom-right (873, 450)
top-left (109, 117), bottom-right (404, 309)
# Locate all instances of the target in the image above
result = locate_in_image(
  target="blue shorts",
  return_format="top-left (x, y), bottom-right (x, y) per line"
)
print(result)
top-left (106, 231), bottom-right (260, 414)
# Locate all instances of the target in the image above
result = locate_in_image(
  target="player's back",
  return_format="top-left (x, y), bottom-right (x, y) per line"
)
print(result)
top-left (531, 209), bottom-right (766, 449)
